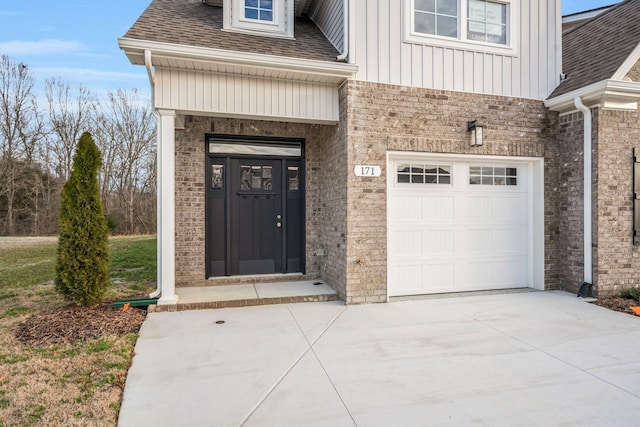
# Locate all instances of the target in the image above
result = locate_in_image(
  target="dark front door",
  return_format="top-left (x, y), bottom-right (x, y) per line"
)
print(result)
top-left (206, 150), bottom-right (304, 278)
top-left (230, 159), bottom-right (282, 275)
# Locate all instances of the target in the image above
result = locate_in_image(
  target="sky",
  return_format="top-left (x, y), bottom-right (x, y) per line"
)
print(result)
top-left (0, 0), bottom-right (151, 101)
top-left (0, 0), bottom-right (625, 102)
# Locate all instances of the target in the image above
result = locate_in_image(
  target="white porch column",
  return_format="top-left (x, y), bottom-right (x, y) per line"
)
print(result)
top-left (156, 109), bottom-right (178, 305)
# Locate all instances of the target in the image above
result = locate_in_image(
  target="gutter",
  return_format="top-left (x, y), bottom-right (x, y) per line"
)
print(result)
top-left (144, 49), bottom-right (162, 300)
top-left (119, 38), bottom-right (358, 80)
top-left (574, 96), bottom-right (593, 297)
top-left (336, 0), bottom-right (349, 61)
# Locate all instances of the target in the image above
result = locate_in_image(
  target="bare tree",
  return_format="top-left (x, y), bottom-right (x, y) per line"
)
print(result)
top-left (45, 78), bottom-right (96, 182)
top-left (95, 89), bottom-right (156, 234)
top-left (0, 56), bottom-right (45, 234)
top-left (0, 59), bottom-right (157, 236)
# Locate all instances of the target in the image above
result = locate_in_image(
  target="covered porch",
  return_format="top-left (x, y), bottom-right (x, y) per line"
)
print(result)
top-left (118, 39), bottom-right (358, 307)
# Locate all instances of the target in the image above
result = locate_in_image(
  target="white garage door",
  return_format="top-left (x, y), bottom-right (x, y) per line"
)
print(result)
top-left (388, 156), bottom-right (533, 296)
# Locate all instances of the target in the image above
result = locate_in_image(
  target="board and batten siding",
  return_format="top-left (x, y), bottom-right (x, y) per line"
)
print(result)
top-left (308, 0), bottom-right (344, 53)
top-left (350, 0), bottom-right (560, 100)
top-left (154, 68), bottom-right (340, 124)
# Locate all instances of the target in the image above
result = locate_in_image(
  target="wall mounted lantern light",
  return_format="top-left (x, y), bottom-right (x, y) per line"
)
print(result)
top-left (467, 120), bottom-right (484, 147)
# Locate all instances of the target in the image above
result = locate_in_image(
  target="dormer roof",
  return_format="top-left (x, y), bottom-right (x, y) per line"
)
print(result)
top-left (122, 0), bottom-right (339, 62)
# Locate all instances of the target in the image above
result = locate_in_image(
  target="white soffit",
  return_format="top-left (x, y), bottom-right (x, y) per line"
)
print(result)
top-left (118, 38), bottom-right (358, 85)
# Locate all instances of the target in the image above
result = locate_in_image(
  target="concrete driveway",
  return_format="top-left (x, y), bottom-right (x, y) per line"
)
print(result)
top-left (118, 291), bottom-right (640, 426)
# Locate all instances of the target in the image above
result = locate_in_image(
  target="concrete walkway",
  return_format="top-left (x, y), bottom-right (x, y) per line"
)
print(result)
top-left (119, 291), bottom-right (640, 426)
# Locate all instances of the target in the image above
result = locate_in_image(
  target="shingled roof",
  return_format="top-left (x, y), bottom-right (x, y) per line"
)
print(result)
top-left (123, 0), bottom-right (340, 62)
top-left (550, 0), bottom-right (640, 98)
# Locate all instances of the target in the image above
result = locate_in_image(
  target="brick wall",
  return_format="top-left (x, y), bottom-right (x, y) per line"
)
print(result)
top-left (554, 111), bottom-right (598, 294)
top-left (315, 82), bottom-right (349, 300)
top-left (343, 81), bottom-right (558, 303)
top-left (593, 106), bottom-right (640, 295)
top-left (625, 59), bottom-right (640, 82)
top-left (555, 103), bottom-right (640, 296)
top-left (173, 80), bottom-right (575, 302)
top-left (174, 116), bottom-right (344, 288)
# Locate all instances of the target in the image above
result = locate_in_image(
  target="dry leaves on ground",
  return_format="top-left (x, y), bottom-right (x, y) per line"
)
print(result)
top-left (593, 296), bottom-right (640, 316)
top-left (15, 304), bottom-right (146, 347)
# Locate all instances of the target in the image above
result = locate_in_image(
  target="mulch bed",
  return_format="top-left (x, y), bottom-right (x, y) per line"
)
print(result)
top-left (592, 296), bottom-right (640, 316)
top-left (15, 304), bottom-right (146, 347)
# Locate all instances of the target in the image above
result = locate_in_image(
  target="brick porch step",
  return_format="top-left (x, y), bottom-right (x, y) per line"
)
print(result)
top-left (150, 281), bottom-right (340, 312)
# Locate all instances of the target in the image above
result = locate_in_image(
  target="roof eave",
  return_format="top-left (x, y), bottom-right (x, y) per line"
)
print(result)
top-left (118, 37), bottom-right (358, 84)
top-left (545, 79), bottom-right (640, 113)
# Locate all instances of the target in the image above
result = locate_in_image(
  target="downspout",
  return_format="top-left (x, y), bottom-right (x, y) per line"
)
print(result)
top-left (145, 49), bottom-right (162, 300)
top-left (336, 0), bottom-right (349, 61)
top-left (574, 96), bottom-right (593, 297)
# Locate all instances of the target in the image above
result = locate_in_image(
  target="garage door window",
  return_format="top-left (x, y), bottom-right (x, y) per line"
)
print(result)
top-left (469, 166), bottom-right (517, 185)
top-left (397, 163), bottom-right (451, 184)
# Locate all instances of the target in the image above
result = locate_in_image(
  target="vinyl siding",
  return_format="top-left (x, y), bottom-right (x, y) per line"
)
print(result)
top-left (308, 0), bottom-right (344, 53)
top-left (154, 68), bottom-right (340, 124)
top-left (349, 0), bottom-right (561, 100)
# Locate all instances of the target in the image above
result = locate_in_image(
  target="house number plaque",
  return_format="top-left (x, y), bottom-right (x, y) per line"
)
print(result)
top-left (354, 165), bottom-right (381, 177)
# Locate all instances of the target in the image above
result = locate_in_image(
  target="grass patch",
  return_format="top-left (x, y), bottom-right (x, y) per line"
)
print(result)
top-left (87, 338), bottom-right (114, 354)
top-left (0, 235), bottom-right (156, 426)
top-left (109, 236), bottom-right (156, 284)
top-left (5, 306), bottom-right (31, 316)
top-left (0, 245), bottom-right (57, 291)
top-left (26, 404), bottom-right (46, 426)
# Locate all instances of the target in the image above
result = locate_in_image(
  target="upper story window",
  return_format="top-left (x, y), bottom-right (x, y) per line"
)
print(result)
top-left (224, 0), bottom-right (293, 39)
top-left (414, 0), bottom-right (458, 38)
top-left (406, 0), bottom-right (517, 55)
top-left (245, 0), bottom-right (273, 22)
top-left (467, 0), bottom-right (507, 44)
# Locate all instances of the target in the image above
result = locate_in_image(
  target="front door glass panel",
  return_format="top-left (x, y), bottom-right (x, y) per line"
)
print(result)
top-left (211, 164), bottom-right (224, 190)
top-left (240, 165), bottom-right (273, 191)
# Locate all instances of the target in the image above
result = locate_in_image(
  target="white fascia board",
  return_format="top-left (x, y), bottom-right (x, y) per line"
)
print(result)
top-left (612, 42), bottom-right (640, 81)
top-left (545, 79), bottom-right (640, 112)
top-left (118, 38), bottom-right (358, 81)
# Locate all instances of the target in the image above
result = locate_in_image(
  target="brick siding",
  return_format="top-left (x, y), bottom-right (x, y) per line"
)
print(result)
top-left (625, 59), bottom-right (640, 82)
top-left (554, 111), bottom-right (598, 294)
top-left (555, 103), bottom-right (640, 297)
top-left (174, 116), bottom-right (344, 289)
top-left (343, 80), bottom-right (558, 303)
top-left (594, 107), bottom-right (640, 295)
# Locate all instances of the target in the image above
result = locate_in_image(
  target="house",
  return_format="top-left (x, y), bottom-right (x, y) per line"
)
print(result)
top-left (119, 0), bottom-right (640, 306)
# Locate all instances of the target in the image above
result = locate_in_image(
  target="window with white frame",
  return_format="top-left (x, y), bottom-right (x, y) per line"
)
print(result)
top-left (469, 166), bottom-right (517, 186)
top-left (244, 0), bottom-right (273, 22)
top-left (407, 0), bottom-right (515, 53)
top-left (397, 163), bottom-right (452, 184)
top-left (414, 0), bottom-right (458, 38)
top-left (224, 0), bottom-right (292, 38)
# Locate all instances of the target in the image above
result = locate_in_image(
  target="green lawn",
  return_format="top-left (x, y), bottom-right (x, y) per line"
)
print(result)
top-left (0, 236), bottom-right (157, 315)
top-left (0, 235), bottom-right (156, 426)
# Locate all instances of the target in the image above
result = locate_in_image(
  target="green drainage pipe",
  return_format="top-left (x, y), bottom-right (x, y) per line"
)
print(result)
top-left (108, 297), bottom-right (158, 308)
